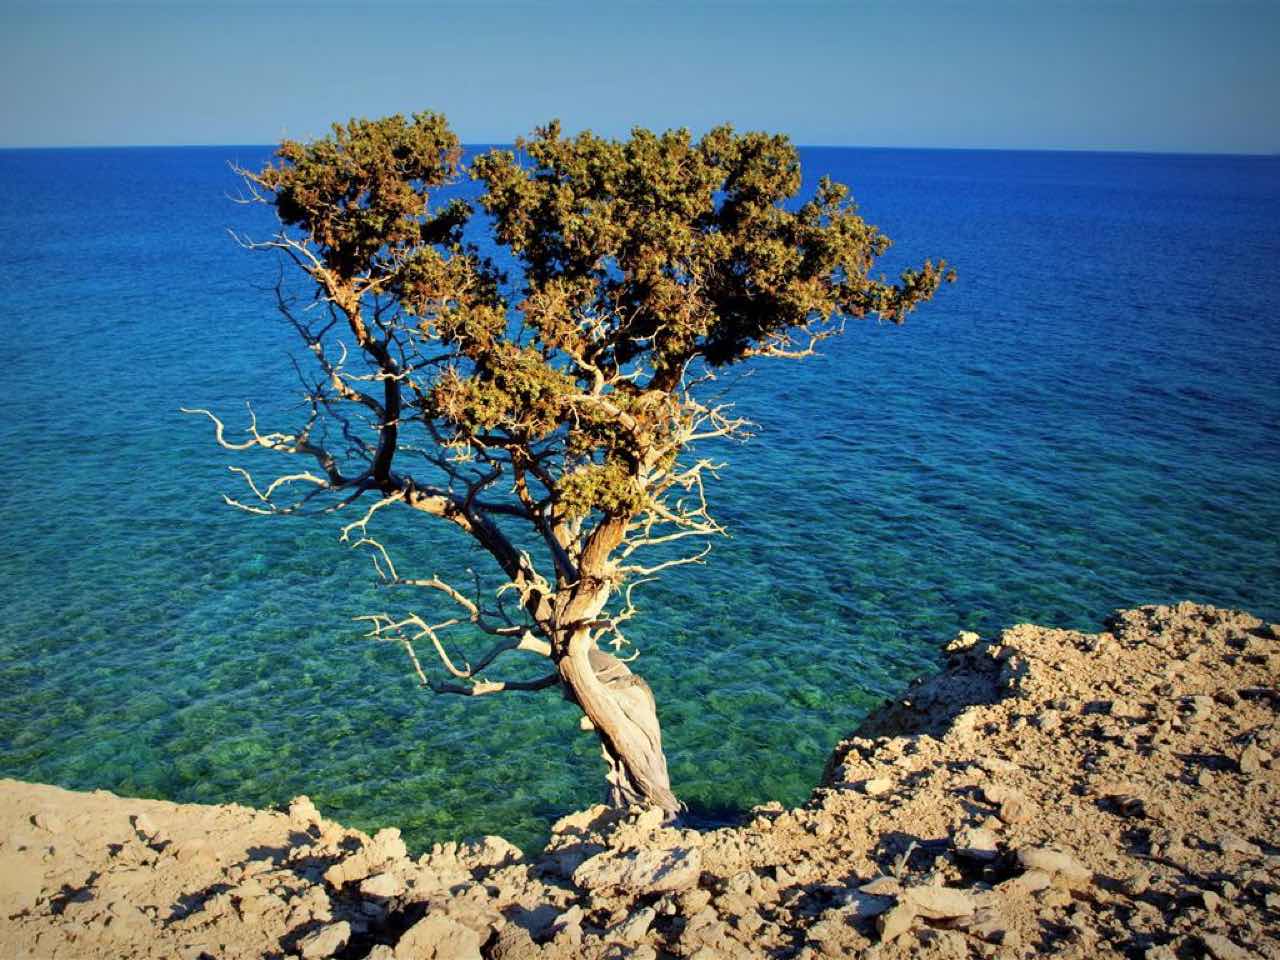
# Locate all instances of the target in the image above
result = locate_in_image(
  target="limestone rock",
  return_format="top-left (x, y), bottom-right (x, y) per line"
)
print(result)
top-left (609, 906), bottom-right (656, 943)
top-left (1034, 713), bottom-right (1061, 732)
top-left (572, 845), bottom-right (701, 895)
top-left (371, 827), bottom-right (408, 862)
top-left (946, 631), bottom-right (981, 654)
top-left (32, 812), bottom-right (65, 834)
top-left (1201, 934), bottom-right (1249, 960)
top-left (1039, 886), bottom-right (1072, 909)
top-left (132, 813), bottom-right (158, 837)
top-left (842, 891), bottom-right (895, 920)
top-left (538, 842), bottom-right (601, 880)
top-left (904, 885), bottom-right (976, 919)
top-left (325, 828), bottom-right (409, 888)
top-left (323, 858), bottom-right (364, 888)
top-left (288, 796), bottom-right (322, 828)
top-left (1182, 695), bottom-right (1214, 717)
top-left (360, 872), bottom-right (406, 899)
top-left (462, 835), bottom-right (523, 869)
top-left (954, 826), bottom-right (999, 861)
top-left (982, 784), bottom-right (1032, 822)
top-left (877, 902), bottom-right (917, 943)
top-left (489, 924), bottom-right (538, 960)
top-left (1219, 834), bottom-right (1262, 857)
top-left (862, 778), bottom-right (894, 797)
top-left (678, 887), bottom-right (713, 916)
top-left (997, 868), bottom-right (1051, 896)
top-left (859, 876), bottom-right (901, 896)
top-left (969, 907), bottom-right (1017, 946)
top-left (633, 806), bottom-right (665, 831)
top-left (549, 804), bottom-right (622, 839)
top-left (395, 913), bottom-right (483, 960)
top-left (298, 921), bottom-right (350, 959)
top-left (171, 837), bottom-right (214, 865)
top-left (1238, 744), bottom-right (1266, 775)
top-left (1016, 847), bottom-right (1091, 885)
top-left (714, 890), bottom-right (756, 917)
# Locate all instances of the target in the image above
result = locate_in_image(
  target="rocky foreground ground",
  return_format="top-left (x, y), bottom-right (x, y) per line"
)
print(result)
top-left (1, 602), bottom-right (1278, 959)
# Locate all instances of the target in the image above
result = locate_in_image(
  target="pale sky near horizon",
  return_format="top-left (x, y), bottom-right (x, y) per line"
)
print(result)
top-left (1, 0), bottom-right (1277, 153)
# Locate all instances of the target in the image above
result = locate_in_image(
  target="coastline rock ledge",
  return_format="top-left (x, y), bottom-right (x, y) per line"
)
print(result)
top-left (2, 601), bottom-right (1278, 959)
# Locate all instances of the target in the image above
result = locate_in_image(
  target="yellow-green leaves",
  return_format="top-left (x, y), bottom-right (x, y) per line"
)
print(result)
top-left (472, 121), bottom-right (952, 377)
top-left (256, 112), bottom-right (462, 278)
top-left (555, 461), bottom-right (648, 521)
top-left (253, 112), bottom-right (950, 530)
top-left (430, 344), bottom-right (573, 438)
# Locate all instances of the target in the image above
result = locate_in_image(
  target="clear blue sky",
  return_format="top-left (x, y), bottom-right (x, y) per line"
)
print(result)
top-left (2, 0), bottom-right (1277, 153)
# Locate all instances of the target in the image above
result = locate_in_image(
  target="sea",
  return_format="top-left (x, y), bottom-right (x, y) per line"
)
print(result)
top-left (0, 145), bottom-right (1277, 851)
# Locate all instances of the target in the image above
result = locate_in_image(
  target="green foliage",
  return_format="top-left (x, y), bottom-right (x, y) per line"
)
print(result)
top-left (555, 461), bottom-right (648, 522)
top-left (429, 343), bottom-right (574, 436)
top-left (471, 121), bottom-right (953, 379)
top-left (250, 114), bottom-right (951, 524)
top-left (258, 112), bottom-right (466, 278)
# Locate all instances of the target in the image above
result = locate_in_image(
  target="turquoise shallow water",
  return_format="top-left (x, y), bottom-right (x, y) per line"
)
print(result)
top-left (0, 146), bottom-right (1277, 851)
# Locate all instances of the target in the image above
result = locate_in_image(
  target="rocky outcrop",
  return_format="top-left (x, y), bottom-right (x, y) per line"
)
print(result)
top-left (1, 602), bottom-right (1277, 958)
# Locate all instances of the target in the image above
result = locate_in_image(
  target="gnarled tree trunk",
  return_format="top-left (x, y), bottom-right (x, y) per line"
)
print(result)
top-left (558, 627), bottom-right (680, 815)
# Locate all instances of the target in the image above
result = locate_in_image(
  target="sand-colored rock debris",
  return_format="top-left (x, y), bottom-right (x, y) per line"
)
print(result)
top-left (1, 601), bottom-right (1278, 958)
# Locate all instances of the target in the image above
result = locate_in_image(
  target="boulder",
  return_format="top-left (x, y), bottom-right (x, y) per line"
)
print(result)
top-left (460, 835), bottom-right (522, 869)
top-left (572, 845), bottom-right (701, 895)
top-left (297, 921), bottom-right (350, 959)
top-left (609, 906), bottom-right (656, 943)
top-left (395, 913), bottom-right (483, 960)
top-left (360, 872), bottom-right (406, 899)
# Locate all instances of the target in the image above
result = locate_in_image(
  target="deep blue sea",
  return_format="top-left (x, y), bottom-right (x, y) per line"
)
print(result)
top-left (1, 146), bottom-right (1277, 851)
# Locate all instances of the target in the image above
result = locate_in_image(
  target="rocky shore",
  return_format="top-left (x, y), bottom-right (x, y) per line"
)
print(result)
top-left (2, 602), bottom-right (1278, 959)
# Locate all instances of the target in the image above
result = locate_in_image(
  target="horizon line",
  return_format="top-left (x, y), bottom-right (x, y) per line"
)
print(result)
top-left (1, 141), bottom-right (1277, 160)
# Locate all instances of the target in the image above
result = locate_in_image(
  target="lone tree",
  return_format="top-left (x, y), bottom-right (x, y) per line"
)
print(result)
top-left (187, 112), bottom-right (951, 815)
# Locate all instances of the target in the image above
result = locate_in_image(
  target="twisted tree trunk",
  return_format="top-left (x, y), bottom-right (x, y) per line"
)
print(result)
top-left (558, 629), bottom-right (680, 815)
top-left (546, 518), bottom-right (680, 814)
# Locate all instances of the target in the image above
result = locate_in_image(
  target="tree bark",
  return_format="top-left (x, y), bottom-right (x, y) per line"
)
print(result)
top-left (558, 631), bottom-right (680, 815)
